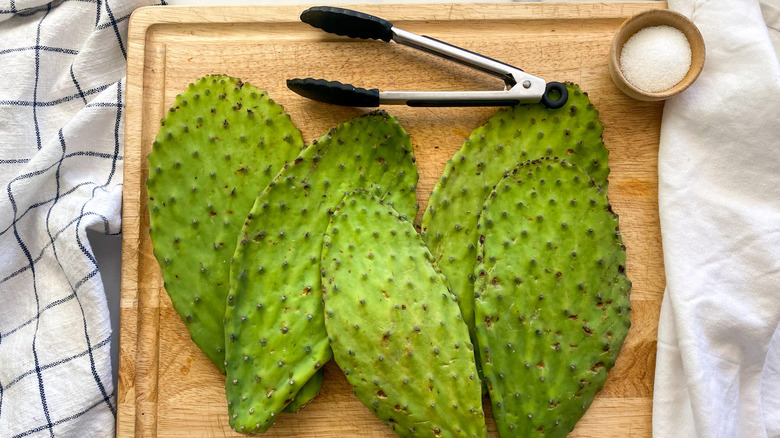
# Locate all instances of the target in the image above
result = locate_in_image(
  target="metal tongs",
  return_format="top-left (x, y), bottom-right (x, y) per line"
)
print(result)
top-left (287, 6), bottom-right (568, 109)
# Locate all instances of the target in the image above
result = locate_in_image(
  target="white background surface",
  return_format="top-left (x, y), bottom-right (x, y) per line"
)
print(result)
top-left (96, 0), bottom-right (780, 393)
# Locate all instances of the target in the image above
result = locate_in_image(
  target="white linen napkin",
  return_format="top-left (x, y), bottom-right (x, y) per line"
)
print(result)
top-left (0, 0), bottom-right (159, 436)
top-left (654, 0), bottom-right (780, 436)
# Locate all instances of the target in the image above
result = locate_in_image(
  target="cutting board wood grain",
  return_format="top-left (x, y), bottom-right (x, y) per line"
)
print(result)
top-left (120, 3), bottom-right (666, 437)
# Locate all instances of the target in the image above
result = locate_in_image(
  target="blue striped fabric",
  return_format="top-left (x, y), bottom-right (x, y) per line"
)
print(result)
top-left (0, 0), bottom-right (163, 435)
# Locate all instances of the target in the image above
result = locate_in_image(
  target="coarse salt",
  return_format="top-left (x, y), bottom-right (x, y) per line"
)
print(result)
top-left (620, 25), bottom-right (692, 93)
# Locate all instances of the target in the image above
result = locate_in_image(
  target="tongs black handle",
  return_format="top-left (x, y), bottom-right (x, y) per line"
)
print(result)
top-left (287, 79), bottom-right (571, 108)
top-left (301, 6), bottom-right (393, 42)
top-left (286, 78), bottom-right (380, 107)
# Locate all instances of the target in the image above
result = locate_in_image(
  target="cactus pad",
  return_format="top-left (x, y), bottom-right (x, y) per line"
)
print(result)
top-left (421, 83), bottom-right (608, 342)
top-left (322, 192), bottom-right (486, 438)
top-left (146, 75), bottom-right (303, 370)
top-left (474, 158), bottom-right (631, 437)
top-left (224, 111), bottom-right (419, 433)
top-left (281, 369), bottom-right (323, 413)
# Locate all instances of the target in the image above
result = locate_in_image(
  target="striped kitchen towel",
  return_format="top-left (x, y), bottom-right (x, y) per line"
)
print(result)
top-left (0, 0), bottom-right (162, 436)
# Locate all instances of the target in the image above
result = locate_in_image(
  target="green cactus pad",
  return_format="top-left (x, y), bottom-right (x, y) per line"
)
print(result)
top-left (474, 158), bottom-right (631, 437)
top-left (225, 111), bottom-right (419, 434)
top-left (281, 369), bottom-right (323, 413)
top-left (322, 192), bottom-right (486, 438)
top-left (421, 83), bottom-right (608, 344)
top-left (146, 75), bottom-right (303, 371)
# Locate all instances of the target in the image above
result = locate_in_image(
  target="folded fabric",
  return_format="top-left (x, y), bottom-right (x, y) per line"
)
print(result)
top-left (654, 0), bottom-right (780, 436)
top-left (0, 0), bottom-right (161, 436)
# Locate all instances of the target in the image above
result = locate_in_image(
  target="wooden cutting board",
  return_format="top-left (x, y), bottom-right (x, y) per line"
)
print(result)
top-left (120, 3), bottom-right (666, 437)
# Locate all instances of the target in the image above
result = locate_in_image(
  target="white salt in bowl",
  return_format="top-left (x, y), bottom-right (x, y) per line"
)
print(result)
top-left (609, 9), bottom-right (705, 101)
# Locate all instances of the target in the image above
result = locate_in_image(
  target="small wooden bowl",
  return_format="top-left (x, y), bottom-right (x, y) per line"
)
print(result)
top-left (609, 9), bottom-right (705, 101)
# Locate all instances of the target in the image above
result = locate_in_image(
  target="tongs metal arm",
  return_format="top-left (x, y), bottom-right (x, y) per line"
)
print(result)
top-left (382, 28), bottom-right (548, 106)
top-left (391, 29), bottom-right (522, 86)
top-left (287, 6), bottom-right (567, 109)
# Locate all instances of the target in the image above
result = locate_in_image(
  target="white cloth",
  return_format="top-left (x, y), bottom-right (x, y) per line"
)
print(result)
top-left (654, 0), bottom-right (780, 437)
top-left (0, 0), bottom-right (159, 436)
